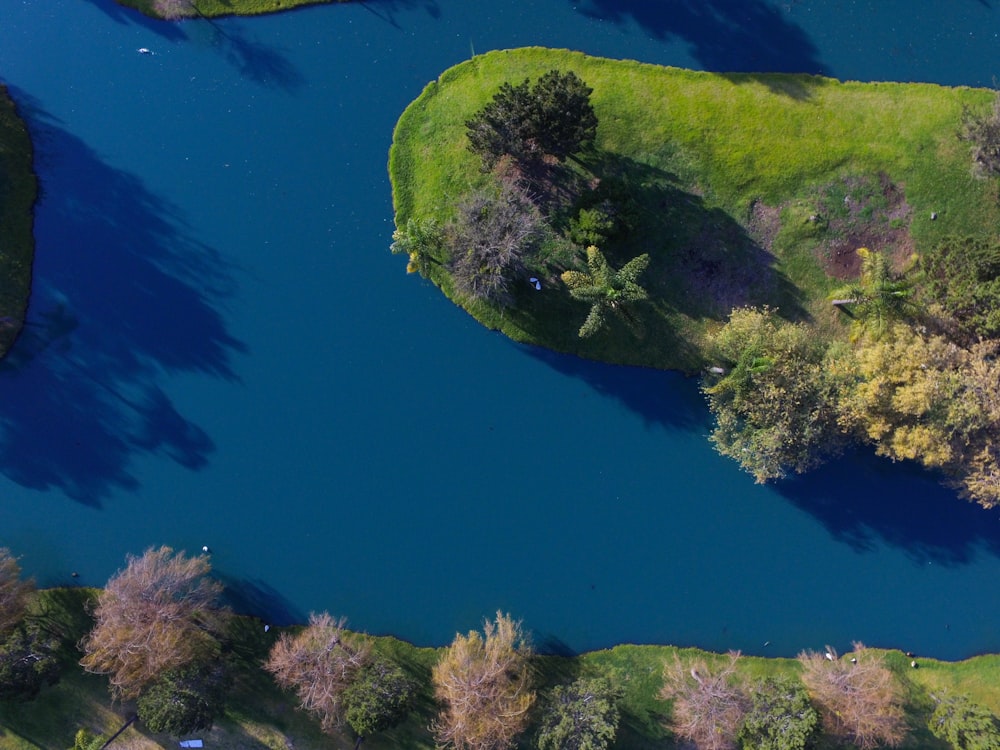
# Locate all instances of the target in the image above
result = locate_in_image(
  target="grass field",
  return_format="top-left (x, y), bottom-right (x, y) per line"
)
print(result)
top-left (0, 86), bottom-right (36, 358)
top-left (2, 589), bottom-right (998, 750)
top-left (389, 47), bottom-right (1000, 372)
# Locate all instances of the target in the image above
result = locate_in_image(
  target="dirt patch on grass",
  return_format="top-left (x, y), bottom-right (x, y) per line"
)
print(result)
top-left (813, 172), bottom-right (913, 279)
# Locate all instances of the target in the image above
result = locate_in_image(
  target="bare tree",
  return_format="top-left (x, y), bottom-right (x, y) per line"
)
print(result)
top-left (264, 612), bottom-right (372, 734)
top-left (798, 644), bottom-right (907, 750)
top-left (0, 548), bottom-right (34, 634)
top-left (79, 546), bottom-right (225, 699)
top-left (432, 611), bottom-right (535, 750)
top-left (660, 651), bottom-right (748, 750)
top-left (153, 0), bottom-right (198, 19)
top-left (449, 180), bottom-right (543, 308)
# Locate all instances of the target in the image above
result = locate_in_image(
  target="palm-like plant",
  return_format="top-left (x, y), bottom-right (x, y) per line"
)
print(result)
top-left (830, 247), bottom-right (915, 340)
top-left (561, 245), bottom-right (650, 338)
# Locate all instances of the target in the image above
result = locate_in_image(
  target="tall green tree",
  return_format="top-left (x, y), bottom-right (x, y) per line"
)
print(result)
top-left (561, 245), bottom-right (649, 338)
top-left (536, 675), bottom-right (622, 750)
top-left (466, 70), bottom-right (597, 169)
top-left (343, 657), bottom-right (417, 745)
top-left (830, 247), bottom-right (915, 341)
top-left (920, 235), bottom-right (1000, 340)
top-left (929, 693), bottom-right (1000, 750)
top-left (704, 307), bottom-right (843, 482)
top-left (738, 676), bottom-right (820, 750)
top-left (137, 660), bottom-right (230, 735)
top-left (0, 622), bottom-right (60, 702)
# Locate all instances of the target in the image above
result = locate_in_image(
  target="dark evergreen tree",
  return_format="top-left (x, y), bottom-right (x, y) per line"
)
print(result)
top-left (536, 676), bottom-right (622, 750)
top-left (466, 70), bottom-right (597, 169)
top-left (137, 660), bottom-right (230, 735)
top-left (921, 235), bottom-right (1000, 340)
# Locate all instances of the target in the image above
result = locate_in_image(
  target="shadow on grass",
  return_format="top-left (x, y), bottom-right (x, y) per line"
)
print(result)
top-left (0, 90), bottom-right (244, 506)
top-left (582, 152), bottom-right (809, 325)
top-left (775, 448), bottom-right (1000, 566)
top-left (570, 0), bottom-right (828, 83)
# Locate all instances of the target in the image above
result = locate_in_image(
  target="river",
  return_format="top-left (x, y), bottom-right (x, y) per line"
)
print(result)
top-left (0, 0), bottom-right (999, 659)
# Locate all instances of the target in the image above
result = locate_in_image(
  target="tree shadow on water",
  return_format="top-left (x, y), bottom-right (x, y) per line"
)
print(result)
top-left (79, 0), bottom-right (187, 41)
top-left (571, 0), bottom-right (828, 84)
top-left (0, 89), bottom-right (245, 507)
top-left (775, 449), bottom-right (1000, 566)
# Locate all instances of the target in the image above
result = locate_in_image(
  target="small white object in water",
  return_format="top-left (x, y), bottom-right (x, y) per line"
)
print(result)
top-left (202, 545), bottom-right (210, 553)
top-left (138, 47), bottom-right (152, 55)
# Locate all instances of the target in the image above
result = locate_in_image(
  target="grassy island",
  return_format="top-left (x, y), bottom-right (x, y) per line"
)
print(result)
top-left (114, 0), bottom-right (344, 20)
top-left (389, 48), bottom-right (1000, 507)
top-left (0, 85), bottom-right (36, 358)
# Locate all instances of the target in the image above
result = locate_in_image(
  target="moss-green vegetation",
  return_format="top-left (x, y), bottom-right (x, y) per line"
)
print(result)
top-left (114, 0), bottom-right (345, 20)
top-left (389, 47), bottom-right (1000, 372)
top-left (0, 86), bottom-right (36, 358)
top-left (2, 589), bottom-right (998, 750)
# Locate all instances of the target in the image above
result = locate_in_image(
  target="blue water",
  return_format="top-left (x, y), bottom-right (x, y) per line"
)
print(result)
top-left (1, 0), bottom-right (1000, 660)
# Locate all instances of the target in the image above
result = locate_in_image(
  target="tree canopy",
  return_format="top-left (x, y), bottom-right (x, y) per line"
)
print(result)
top-left (137, 660), bottom-right (230, 735)
top-left (466, 70), bottom-right (597, 168)
top-left (737, 676), bottom-right (820, 750)
top-left (432, 611), bottom-right (535, 750)
top-left (929, 693), bottom-right (1000, 750)
top-left (79, 546), bottom-right (226, 700)
top-left (264, 612), bottom-right (372, 734)
top-left (536, 675), bottom-right (622, 750)
top-left (798, 644), bottom-right (907, 750)
top-left (920, 235), bottom-right (1000, 341)
top-left (704, 307), bottom-right (844, 482)
top-left (660, 652), bottom-right (748, 750)
top-left (342, 657), bottom-right (417, 741)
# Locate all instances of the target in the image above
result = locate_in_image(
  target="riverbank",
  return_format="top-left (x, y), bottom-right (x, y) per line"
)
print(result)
top-left (114, 0), bottom-right (342, 19)
top-left (2, 588), bottom-right (999, 750)
top-left (0, 85), bottom-right (36, 358)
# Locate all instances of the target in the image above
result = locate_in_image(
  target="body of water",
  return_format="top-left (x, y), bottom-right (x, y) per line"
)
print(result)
top-left (1, 0), bottom-right (999, 659)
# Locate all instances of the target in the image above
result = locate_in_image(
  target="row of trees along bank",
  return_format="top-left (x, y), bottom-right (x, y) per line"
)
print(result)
top-left (2, 545), bottom-right (1000, 750)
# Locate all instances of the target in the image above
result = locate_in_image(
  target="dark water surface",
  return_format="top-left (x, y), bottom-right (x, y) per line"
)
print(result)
top-left (1, 0), bottom-right (999, 659)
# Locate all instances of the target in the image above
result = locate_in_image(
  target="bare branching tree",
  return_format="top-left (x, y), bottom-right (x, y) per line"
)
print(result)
top-left (79, 546), bottom-right (225, 700)
top-left (432, 611), bottom-right (535, 750)
top-left (264, 612), bottom-right (373, 734)
top-left (449, 180), bottom-right (543, 308)
top-left (660, 651), bottom-right (748, 750)
top-left (0, 548), bottom-right (34, 634)
top-left (153, 0), bottom-right (198, 20)
top-left (798, 644), bottom-right (908, 750)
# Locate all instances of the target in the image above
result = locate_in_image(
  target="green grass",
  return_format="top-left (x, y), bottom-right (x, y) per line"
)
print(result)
top-left (113, 0), bottom-right (345, 20)
top-left (388, 47), bottom-right (1000, 372)
top-left (0, 85), bottom-right (36, 358)
top-left (4, 589), bottom-right (999, 750)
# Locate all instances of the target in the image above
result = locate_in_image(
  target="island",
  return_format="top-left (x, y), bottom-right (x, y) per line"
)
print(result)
top-left (389, 47), bottom-right (1000, 508)
top-left (0, 85), bottom-right (36, 358)
top-left (114, 0), bottom-right (345, 20)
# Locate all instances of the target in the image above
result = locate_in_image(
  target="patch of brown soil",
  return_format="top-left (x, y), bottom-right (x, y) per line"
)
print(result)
top-left (815, 173), bottom-right (914, 279)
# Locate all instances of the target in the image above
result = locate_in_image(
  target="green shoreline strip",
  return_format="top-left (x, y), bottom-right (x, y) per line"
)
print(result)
top-left (389, 47), bottom-right (1000, 372)
top-left (1, 589), bottom-right (998, 750)
top-left (0, 84), bottom-right (36, 358)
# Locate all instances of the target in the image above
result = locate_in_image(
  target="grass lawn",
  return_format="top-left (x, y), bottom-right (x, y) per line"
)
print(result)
top-left (389, 47), bottom-right (1000, 372)
top-left (0, 86), bottom-right (36, 358)
top-left (2, 589), bottom-right (999, 750)
top-left (113, 0), bottom-right (345, 19)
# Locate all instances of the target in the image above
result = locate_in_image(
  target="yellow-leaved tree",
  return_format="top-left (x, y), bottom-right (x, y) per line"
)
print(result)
top-left (432, 611), bottom-right (535, 750)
